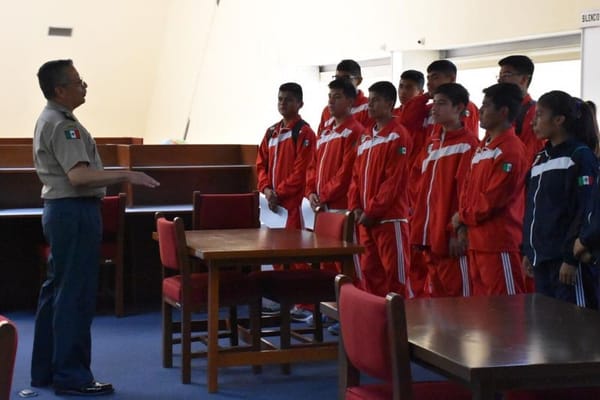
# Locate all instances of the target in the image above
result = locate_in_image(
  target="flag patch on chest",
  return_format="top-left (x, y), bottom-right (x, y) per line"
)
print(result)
top-left (578, 176), bottom-right (594, 186)
top-left (502, 163), bottom-right (512, 172)
top-left (64, 128), bottom-right (81, 140)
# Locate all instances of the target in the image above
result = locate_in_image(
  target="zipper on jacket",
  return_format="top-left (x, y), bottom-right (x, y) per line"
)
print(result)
top-left (422, 131), bottom-right (445, 245)
top-left (529, 159), bottom-right (544, 266)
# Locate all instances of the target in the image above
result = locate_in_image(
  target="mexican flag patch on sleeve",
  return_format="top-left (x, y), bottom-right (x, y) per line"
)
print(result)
top-left (64, 128), bottom-right (81, 140)
top-left (578, 176), bottom-right (594, 186)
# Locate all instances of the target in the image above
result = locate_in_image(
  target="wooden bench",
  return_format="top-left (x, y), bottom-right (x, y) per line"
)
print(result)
top-left (0, 142), bottom-right (258, 310)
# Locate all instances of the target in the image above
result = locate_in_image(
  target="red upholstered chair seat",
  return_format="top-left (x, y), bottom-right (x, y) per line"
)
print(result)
top-left (345, 384), bottom-right (392, 400)
top-left (336, 275), bottom-right (471, 400)
top-left (163, 271), bottom-right (257, 307)
top-left (156, 212), bottom-right (261, 384)
top-left (251, 209), bottom-right (355, 374)
top-left (42, 241), bottom-right (119, 264)
top-left (346, 382), bottom-right (472, 400)
top-left (0, 315), bottom-right (18, 400)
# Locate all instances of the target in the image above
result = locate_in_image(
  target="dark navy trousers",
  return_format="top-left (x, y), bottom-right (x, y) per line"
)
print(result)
top-left (534, 259), bottom-right (599, 309)
top-left (31, 197), bottom-right (102, 388)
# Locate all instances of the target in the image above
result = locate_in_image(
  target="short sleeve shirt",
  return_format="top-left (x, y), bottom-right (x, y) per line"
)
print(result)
top-left (33, 100), bottom-right (105, 199)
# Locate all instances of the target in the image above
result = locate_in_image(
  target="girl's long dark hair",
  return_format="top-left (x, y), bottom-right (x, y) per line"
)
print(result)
top-left (538, 90), bottom-right (598, 151)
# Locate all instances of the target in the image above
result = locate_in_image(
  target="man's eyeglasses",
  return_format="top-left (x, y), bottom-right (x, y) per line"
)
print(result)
top-left (61, 79), bottom-right (86, 87)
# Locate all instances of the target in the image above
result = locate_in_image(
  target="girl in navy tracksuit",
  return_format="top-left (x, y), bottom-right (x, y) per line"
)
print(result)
top-left (574, 104), bottom-right (600, 271)
top-left (522, 91), bottom-right (599, 308)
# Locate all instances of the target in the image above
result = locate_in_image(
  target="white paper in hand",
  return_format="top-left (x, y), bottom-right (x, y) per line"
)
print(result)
top-left (302, 197), bottom-right (315, 230)
top-left (259, 193), bottom-right (288, 228)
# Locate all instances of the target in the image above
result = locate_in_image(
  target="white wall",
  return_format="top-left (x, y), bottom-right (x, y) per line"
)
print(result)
top-left (1, 0), bottom-right (598, 143)
top-left (144, 0), bottom-right (397, 144)
top-left (394, 0), bottom-right (600, 50)
top-left (0, 0), bottom-right (168, 138)
top-left (147, 0), bottom-right (600, 145)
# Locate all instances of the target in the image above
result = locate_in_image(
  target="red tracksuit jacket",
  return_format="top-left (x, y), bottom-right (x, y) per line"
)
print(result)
top-left (458, 128), bottom-right (527, 252)
top-left (318, 90), bottom-right (372, 133)
top-left (516, 94), bottom-right (544, 164)
top-left (410, 125), bottom-right (479, 256)
top-left (305, 115), bottom-right (364, 209)
top-left (399, 94), bottom-right (480, 159)
top-left (348, 118), bottom-right (412, 221)
top-left (256, 116), bottom-right (316, 211)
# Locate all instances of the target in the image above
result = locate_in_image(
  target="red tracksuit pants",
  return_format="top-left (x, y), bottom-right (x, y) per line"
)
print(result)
top-left (356, 221), bottom-right (409, 297)
top-left (468, 250), bottom-right (525, 295)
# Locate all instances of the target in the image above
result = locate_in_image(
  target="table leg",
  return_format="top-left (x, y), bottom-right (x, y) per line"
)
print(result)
top-left (207, 263), bottom-right (220, 393)
top-left (472, 380), bottom-right (496, 400)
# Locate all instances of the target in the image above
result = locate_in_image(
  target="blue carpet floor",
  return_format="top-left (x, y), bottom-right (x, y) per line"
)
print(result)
top-left (4, 310), bottom-right (443, 399)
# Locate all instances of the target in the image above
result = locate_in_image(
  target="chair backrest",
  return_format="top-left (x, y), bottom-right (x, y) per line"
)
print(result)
top-left (313, 208), bottom-right (354, 242)
top-left (155, 213), bottom-right (190, 273)
top-left (0, 316), bottom-right (17, 400)
top-left (192, 191), bottom-right (260, 230)
top-left (101, 193), bottom-right (126, 242)
top-left (335, 275), bottom-right (412, 400)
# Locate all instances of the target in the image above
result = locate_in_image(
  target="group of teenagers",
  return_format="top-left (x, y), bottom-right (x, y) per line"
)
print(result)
top-left (255, 56), bottom-right (600, 312)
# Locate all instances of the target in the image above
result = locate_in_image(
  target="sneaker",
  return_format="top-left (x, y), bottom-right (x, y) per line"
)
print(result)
top-left (327, 322), bottom-right (340, 336)
top-left (290, 307), bottom-right (313, 323)
top-left (261, 299), bottom-right (281, 316)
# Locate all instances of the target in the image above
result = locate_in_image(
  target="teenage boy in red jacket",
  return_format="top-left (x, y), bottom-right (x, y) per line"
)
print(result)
top-left (306, 78), bottom-right (364, 215)
top-left (257, 82), bottom-right (316, 232)
top-left (452, 83), bottom-right (527, 296)
top-left (348, 81), bottom-right (412, 297)
top-left (400, 60), bottom-right (480, 161)
top-left (318, 59), bottom-right (372, 132)
top-left (497, 55), bottom-right (543, 165)
top-left (409, 83), bottom-right (479, 298)
top-left (393, 69), bottom-right (424, 119)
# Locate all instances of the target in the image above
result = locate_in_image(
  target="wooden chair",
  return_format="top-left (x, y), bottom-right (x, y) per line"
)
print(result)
top-left (192, 191), bottom-right (260, 231)
top-left (192, 191), bottom-right (261, 346)
top-left (335, 274), bottom-right (472, 400)
top-left (155, 213), bottom-right (261, 384)
top-left (39, 193), bottom-right (127, 316)
top-left (0, 315), bottom-right (17, 400)
top-left (254, 208), bottom-right (354, 373)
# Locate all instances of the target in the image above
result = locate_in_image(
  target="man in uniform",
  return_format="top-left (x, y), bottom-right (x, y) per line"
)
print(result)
top-left (31, 59), bottom-right (159, 396)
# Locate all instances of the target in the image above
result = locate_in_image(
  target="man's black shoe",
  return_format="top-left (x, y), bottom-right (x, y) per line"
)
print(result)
top-left (55, 381), bottom-right (114, 396)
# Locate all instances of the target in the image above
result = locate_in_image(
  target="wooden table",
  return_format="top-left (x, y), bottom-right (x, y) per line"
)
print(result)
top-left (406, 294), bottom-right (600, 400)
top-left (181, 227), bottom-right (362, 393)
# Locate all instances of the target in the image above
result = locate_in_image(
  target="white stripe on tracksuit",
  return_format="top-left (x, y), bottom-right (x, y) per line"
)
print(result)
top-left (501, 252), bottom-right (516, 295)
top-left (575, 265), bottom-right (586, 307)
top-left (393, 221), bottom-right (406, 285)
top-left (459, 256), bottom-right (470, 297)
